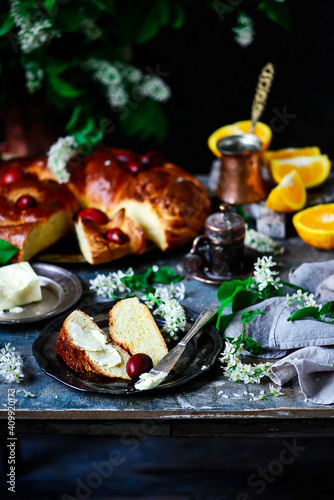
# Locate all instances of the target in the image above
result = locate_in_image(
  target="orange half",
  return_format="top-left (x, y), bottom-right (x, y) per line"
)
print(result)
top-left (208, 120), bottom-right (272, 157)
top-left (271, 155), bottom-right (331, 189)
top-left (293, 204), bottom-right (334, 249)
top-left (266, 169), bottom-right (306, 213)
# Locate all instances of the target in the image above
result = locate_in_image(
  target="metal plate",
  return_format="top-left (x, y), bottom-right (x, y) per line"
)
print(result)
top-left (183, 250), bottom-right (256, 285)
top-left (0, 263), bottom-right (82, 324)
top-left (32, 302), bottom-right (223, 394)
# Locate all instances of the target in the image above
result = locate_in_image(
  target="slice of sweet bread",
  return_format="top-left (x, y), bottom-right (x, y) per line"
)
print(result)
top-left (56, 309), bottom-right (130, 379)
top-left (108, 297), bottom-right (168, 365)
top-left (75, 208), bottom-right (146, 265)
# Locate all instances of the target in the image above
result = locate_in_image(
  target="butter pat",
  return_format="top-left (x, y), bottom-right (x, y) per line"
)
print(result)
top-left (0, 262), bottom-right (42, 311)
top-left (135, 371), bottom-right (167, 391)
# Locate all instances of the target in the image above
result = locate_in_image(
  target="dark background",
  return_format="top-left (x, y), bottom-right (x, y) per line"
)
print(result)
top-left (108, 0), bottom-right (334, 173)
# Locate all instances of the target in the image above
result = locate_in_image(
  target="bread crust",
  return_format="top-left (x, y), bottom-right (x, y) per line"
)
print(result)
top-left (56, 309), bottom-right (130, 380)
top-left (0, 146), bottom-right (210, 262)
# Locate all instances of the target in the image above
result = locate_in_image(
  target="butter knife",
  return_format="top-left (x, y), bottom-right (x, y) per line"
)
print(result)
top-left (135, 308), bottom-right (216, 390)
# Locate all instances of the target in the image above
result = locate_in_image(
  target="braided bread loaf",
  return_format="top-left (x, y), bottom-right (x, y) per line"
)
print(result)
top-left (0, 147), bottom-right (211, 264)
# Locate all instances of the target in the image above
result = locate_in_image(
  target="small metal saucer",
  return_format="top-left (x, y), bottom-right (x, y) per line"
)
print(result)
top-left (183, 250), bottom-right (256, 285)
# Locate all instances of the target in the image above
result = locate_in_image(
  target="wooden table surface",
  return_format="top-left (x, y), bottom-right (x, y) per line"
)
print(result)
top-left (1, 225), bottom-right (334, 438)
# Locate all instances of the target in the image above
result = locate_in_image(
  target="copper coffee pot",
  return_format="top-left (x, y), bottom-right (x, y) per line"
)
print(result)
top-left (216, 134), bottom-right (267, 205)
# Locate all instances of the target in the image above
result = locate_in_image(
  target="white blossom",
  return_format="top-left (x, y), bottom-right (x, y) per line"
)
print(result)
top-left (85, 59), bottom-right (122, 87)
top-left (24, 61), bottom-right (44, 93)
top-left (107, 85), bottom-right (129, 109)
top-left (245, 227), bottom-right (284, 255)
top-left (81, 19), bottom-right (102, 41)
top-left (252, 256), bottom-right (282, 293)
top-left (10, 0), bottom-right (60, 54)
top-left (138, 75), bottom-right (171, 102)
top-left (0, 343), bottom-right (24, 383)
top-left (219, 339), bottom-right (272, 385)
top-left (253, 383), bottom-right (284, 401)
top-left (285, 290), bottom-right (321, 310)
top-left (153, 298), bottom-right (187, 338)
top-left (47, 136), bottom-right (78, 183)
top-left (232, 13), bottom-right (254, 48)
top-left (89, 268), bottom-right (134, 297)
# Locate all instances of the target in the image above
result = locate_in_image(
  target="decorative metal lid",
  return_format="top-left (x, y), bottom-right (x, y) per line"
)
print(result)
top-left (217, 134), bottom-right (262, 155)
top-left (205, 203), bottom-right (245, 245)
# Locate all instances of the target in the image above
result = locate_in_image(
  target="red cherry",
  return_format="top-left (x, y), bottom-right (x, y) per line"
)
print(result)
top-left (126, 159), bottom-right (143, 175)
top-left (77, 208), bottom-right (109, 224)
top-left (126, 353), bottom-right (153, 380)
top-left (140, 151), bottom-right (165, 169)
top-left (105, 228), bottom-right (128, 245)
top-left (1, 169), bottom-right (26, 184)
top-left (16, 195), bottom-right (37, 209)
top-left (114, 151), bottom-right (137, 163)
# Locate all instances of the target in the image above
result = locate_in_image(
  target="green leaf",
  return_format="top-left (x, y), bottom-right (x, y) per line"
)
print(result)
top-left (217, 276), bottom-right (252, 304)
top-left (218, 312), bottom-right (236, 333)
top-left (170, 3), bottom-right (185, 28)
top-left (136, 15), bottom-right (160, 44)
top-left (45, 59), bottom-right (70, 76)
top-left (320, 301), bottom-right (334, 316)
top-left (94, 0), bottom-right (116, 15)
top-left (0, 14), bottom-right (14, 37)
top-left (0, 239), bottom-right (19, 266)
top-left (150, 267), bottom-right (183, 285)
top-left (120, 99), bottom-right (168, 143)
top-left (241, 309), bottom-right (266, 325)
top-left (257, 0), bottom-right (292, 30)
top-left (232, 290), bottom-right (260, 313)
top-left (121, 269), bottom-right (155, 294)
top-left (43, 0), bottom-right (57, 11)
top-left (287, 306), bottom-right (321, 322)
top-left (65, 105), bottom-right (83, 132)
top-left (243, 337), bottom-right (267, 356)
top-left (49, 74), bottom-right (84, 98)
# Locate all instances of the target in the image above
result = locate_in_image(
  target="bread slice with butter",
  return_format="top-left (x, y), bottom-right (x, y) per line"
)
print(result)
top-left (108, 297), bottom-right (168, 366)
top-left (0, 261), bottom-right (42, 311)
top-left (56, 309), bottom-right (130, 379)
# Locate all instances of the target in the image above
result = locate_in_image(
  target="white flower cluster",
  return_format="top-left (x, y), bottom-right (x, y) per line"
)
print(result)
top-left (252, 256), bottom-right (282, 292)
top-left (145, 284), bottom-right (187, 339)
top-left (0, 344), bottom-right (24, 383)
top-left (219, 339), bottom-right (272, 384)
top-left (81, 19), bottom-right (102, 41)
top-left (10, 0), bottom-right (60, 54)
top-left (232, 13), bottom-right (255, 48)
top-left (285, 289), bottom-right (321, 310)
top-left (46, 136), bottom-right (78, 183)
top-left (89, 268), bottom-right (134, 297)
top-left (84, 58), bottom-right (171, 110)
top-left (138, 75), bottom-right (171, 102)
top-left (24, 61), bottom-right (44, 93)
top-left (245, 227), bottom-right (284, 255)
top-left (252, 384), bottom-right (284, 401)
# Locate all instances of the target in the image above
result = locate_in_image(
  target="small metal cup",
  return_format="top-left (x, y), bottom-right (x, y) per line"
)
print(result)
top-left (217, 134), bottom-right (267, 204)
top-left (190, 203), bottom-right (245, 277)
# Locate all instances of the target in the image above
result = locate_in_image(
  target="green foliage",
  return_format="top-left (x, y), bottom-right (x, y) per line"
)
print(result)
top-left (0, 0), bottom-right (188, 146)
top-left (257, 0), bottom-right (292, 30)
top-left (241, 309), bottom-right (265, 325)
top-left (0, 240), bottom-right (19, 266)
top-left (120, 266), bottom-right (183, 296)
top-left (287, 301), bottom-right (334, 323)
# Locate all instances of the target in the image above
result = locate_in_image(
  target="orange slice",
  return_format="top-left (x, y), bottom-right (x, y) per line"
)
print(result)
top-left (293, 204), bottom-right (334, 249)
top-left (265, 146), bottom-right (321, 162)
top-left (208, 120), bottom-right (272, 157)
top-left (271, 155), bottom-right (331, 189)
top-left (265, 169), bottom-right (306, 213)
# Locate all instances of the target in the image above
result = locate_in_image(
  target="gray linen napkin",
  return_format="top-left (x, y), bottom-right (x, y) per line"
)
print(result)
top-left (269, 347), bottom-right (334, 405)
top-left (224, 259), bottom-right (334, 357)
top-left (223, 259), bottom-right (334, 404)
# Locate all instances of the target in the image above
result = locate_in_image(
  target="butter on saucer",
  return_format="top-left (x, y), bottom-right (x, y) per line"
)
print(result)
top-left (0, 262), bottom-right (42, 311)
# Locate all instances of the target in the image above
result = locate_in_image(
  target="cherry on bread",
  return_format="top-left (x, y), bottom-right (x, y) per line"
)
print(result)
top-left (16, 195), bottom-right (37, 209)
top-left (105, 228), bottom-right (128, 245)
top-left (140, 151), bottom-right (165, 169)
top-left (1, 169), bottom-right (26, 184)
top-left (126, 353), bottom-right (153, 380)
top-left (76, 208), bottom-right (109, 224)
